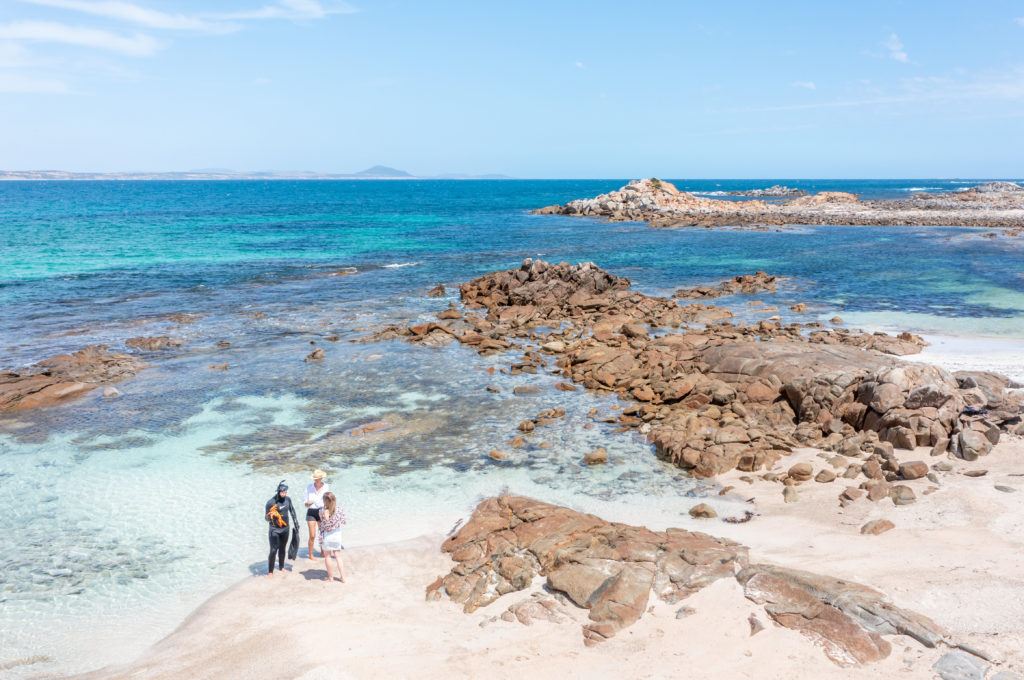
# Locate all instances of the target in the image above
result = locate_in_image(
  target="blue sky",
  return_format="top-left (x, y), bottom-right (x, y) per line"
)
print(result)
top-left (1, 0), bottom-right (1023, 177)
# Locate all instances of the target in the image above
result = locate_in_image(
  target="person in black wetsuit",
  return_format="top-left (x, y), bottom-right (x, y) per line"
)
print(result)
top-left (264, 480), bottom-right (298, 576)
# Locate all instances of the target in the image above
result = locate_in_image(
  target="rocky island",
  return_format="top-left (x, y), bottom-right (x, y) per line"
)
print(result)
top-left (534, 178), bottom-right (1024, 228)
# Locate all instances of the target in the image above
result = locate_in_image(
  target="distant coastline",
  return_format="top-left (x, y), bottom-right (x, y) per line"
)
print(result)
top-left (0, 165), bottom-right (513, 181)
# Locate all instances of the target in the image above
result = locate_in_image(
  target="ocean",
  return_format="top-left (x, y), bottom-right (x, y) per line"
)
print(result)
top-left (1, 179), bottom-right (1023, 677)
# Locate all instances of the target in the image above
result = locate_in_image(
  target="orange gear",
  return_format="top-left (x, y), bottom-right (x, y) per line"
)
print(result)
top-left (267, 504), bottom-right (287, 528)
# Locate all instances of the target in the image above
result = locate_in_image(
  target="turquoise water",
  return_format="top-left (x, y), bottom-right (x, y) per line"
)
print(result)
top-left (1, 179), bottom-right (1023, 677)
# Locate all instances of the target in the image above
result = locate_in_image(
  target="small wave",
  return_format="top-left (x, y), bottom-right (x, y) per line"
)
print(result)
top-left (900, 187), bottom-right (940, 192)
top-left (692, 191), bottom-right (728, 196)
top-left (383, 262), bottom-right (419, 268)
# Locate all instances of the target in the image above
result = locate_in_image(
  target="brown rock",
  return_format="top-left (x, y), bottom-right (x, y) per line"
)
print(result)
top-left (434, 495), bottom-right (743, 642)
top-left (555, 382), bottom-right (578, 391)
top-left (509, 436), bottom-right (525, 448)
top-left (426, 284), bottom-right (446, 297)
top-left (889, 485), bottom-right (916, 505)
top-left (621, 323), bottom-right (648, 339)
top-left (840, 487), bottom-right (864, 502)
top-left (688, 503), bottom-right (717, 519)
top-left (583, 447), bottom-right (608, 465)
top-left (864, 480), bottom-right (892, 502)
top-left (898, 461), bottom-right (928, 481)
top-left (815, 469), bottom-right (837, 483)
top-left (488, 450), bottom-right (509, 461)
top-left (737, 564), bottom-right (945, 665)
top-left (305, 348), bottom-right (325, 362)
top-left (788, 463), bottom-right (813, 483)
top-left (862, 460), bottom-right (884, 480)
top-left (860, 520), bottom-right (895, 535)
top-left (0, 345), bottom-right (143, 413)
top-left (433, 495), bottom-right (944, 666)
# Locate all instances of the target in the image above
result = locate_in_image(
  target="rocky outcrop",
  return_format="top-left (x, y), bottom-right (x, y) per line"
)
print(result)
top-left (427, 494), bottom-right (746, 645)
top-left (428, 495), bottom-right (946, 665)
top-left (728, 185), bottom-right (807, 197)
top-left (533, 178), bottom-right (1024, 228)
top-left (969, 181), bottom-right (1023, 193)
top-left (737, 564), bottom-right (946, 666)
top-left (0, 345), bottom-right (144, 412)
top-left (673, 272), bottom-right (779, 300)
top-left (371, 259), bottom-right (1022, 478)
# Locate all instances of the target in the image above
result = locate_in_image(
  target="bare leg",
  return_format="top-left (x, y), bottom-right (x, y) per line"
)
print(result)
top-left (324, 550), bottom-right (334, 582)
top-left (334, 552), bottom-right (345, 583)
top-left (307, 520), bottom-right (318, 559)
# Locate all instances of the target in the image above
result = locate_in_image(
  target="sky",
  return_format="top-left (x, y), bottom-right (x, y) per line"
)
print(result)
top-left (1, 0), bottom-right (1024, 178)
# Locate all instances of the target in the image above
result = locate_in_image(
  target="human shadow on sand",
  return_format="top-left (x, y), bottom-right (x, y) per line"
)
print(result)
top-left (300, 567), bottom-right (330, 581)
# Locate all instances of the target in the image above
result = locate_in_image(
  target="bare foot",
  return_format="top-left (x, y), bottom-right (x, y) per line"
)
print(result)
top-left (267, 572), bottom-right (274, 578)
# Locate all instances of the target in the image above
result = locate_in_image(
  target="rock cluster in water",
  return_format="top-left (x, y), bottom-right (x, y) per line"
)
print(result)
top-left (428, 494), bottom-right (947, 665)
top-left (367, 259), bottom-right (1022, 483)
top-left (452, 260), bottom-right (1022, 477)
top-left (0, 345), bottom-right (144, 412)
top-left (533, 178), bottom-right (1024, 228)
top-left (728, 185), bottom-right (807, 197)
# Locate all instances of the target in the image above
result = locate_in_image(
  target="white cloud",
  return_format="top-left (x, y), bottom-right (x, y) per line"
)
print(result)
top-left (19, 0), bottom-right (235, 32)
top-left (251, 77), bottom-right (271, 85)
top-left (575, 61), bottom-right (584, 69)
top-left (791, 81), bottom-right (815, 89)
top-left (0, 20), bottom-right (160, 55)
top-left (737, 67), bottom-right (1024, 113)
top-left (0, 71), bottom-right (69, 92)
top-left (207, 0), bottom-right (356, 21)
top-left (882, 33), bottom-right (908, 63)
top-left (1015, 17), bottom-right (1024, 27)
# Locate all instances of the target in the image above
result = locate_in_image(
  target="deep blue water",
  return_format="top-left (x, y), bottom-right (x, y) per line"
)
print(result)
top-left (1, 179), bottom-right (1022, 367)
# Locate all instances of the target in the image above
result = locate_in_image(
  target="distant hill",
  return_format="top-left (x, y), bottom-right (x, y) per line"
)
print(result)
top-left (0, 166), bottom-right (512, 181)
top-left (352, 165), bottom-right (414, 178)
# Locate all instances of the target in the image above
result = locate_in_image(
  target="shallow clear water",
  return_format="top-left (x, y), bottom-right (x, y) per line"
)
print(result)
top-left (1, 179), bottom-right (1022, 677)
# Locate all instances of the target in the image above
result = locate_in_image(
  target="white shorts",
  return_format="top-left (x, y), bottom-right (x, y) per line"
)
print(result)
top-left (320, 528), bottom-right (344, 552)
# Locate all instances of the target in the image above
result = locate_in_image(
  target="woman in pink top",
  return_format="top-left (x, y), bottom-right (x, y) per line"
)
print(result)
top-left (319, 492), bottom-right (346, 583)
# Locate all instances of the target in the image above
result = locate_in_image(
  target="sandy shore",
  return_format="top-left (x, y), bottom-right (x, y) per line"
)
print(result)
top-left (76, 436), bottom-right (1024, 680)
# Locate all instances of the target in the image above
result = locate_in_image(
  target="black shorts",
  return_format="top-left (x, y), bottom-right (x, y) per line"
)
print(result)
top-left (306, 508), bottom-right (321, 523)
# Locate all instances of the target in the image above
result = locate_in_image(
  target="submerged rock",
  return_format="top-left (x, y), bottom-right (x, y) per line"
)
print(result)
top-left (0, 345), bottom-right (143, 412)
top-left (125, 336), bottom-right (187, 351)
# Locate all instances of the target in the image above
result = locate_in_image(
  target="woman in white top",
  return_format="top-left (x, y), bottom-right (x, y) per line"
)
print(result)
top-left (304, 469), bottom-right (329, 559)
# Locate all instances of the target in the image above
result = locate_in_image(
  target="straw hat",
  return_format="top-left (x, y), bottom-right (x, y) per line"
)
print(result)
top-left (311, 469), bottom-right (327, 480)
